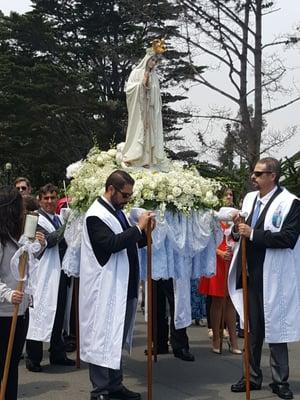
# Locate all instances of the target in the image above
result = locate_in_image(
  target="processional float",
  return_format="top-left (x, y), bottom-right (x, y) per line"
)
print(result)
top-left (61, 38), bottom-right (251, 400)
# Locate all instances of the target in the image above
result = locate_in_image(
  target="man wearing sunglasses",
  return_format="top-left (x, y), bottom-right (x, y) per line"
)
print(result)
top-left (229, 157), bottom-right (300, 400)
top-left (80, 170), bottom-right (155, 400)
top-left (14, 177), bottom-right (32, 196)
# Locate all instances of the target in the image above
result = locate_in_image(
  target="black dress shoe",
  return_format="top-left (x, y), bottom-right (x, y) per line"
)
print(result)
top-left (50, 356), bottom-right (75, 366)
top-left (65, 342), bottom-right (76, 352)
top-left (173, 348), bottom-right (195, 361)
top-left (144, 347), bottom-right (169, 355)
top-left (109, 385), bottom-right (141, 399)
top-left (231, 377), bottom-right (261, 392)
top-left (269, 383), bottom-right (294, 399)
top-left (90, 394), bottom-right (109, 400)
top-left (25, 359), bottom-right (42, 372)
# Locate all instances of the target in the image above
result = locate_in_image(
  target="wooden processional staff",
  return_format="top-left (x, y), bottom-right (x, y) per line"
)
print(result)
top-left (0, 212), bottom-right (39, 400)
top-left (240, 213), bottom-right (251, 400)
top-left (146, 219), bottom-right (153, 400)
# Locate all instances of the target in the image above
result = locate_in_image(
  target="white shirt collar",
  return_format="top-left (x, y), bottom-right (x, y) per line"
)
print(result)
top-left (101, 196), bottom-right (116, 211)
top-left (257, 185), bottom-right (278, 206)
top-left (41, 209), bottom-right (56, 220)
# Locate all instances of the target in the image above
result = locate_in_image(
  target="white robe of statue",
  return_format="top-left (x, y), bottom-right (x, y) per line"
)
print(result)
top-left (122, 53), bottom-right (165, 167)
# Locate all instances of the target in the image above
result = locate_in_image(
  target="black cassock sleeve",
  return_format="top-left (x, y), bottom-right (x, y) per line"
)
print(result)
top-left (86, 215), bottom-right (143, 266)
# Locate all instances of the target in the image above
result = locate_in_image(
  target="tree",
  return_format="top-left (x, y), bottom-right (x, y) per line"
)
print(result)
top-left (1, 0), bottom-right (203, 187)
top-left (176, 0), bottom-right (300, 169)
top-left (281, 151), bottom-right (300, 196)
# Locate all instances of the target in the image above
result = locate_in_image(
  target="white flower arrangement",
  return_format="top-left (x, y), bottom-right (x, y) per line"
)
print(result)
top-left (67, 146), bottom-right (221, 214)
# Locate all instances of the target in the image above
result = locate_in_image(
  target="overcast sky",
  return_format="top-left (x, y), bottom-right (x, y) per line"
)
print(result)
top-left (1, 0), bottom-right (299, 160)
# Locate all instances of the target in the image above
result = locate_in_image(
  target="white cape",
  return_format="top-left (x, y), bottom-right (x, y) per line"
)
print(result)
top-left (79, 200), bottom-right (137, 369)
top-left (228, 188), bottom-right (300, 343)
top-left (27, 214), bottom-right (62, 342)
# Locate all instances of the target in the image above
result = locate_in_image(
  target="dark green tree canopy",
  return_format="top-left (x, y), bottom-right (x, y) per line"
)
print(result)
top-left (0, 0), bottom-right (205, 188)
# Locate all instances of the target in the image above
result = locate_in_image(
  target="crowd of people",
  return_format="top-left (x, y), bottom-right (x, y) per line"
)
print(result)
top-left (0, 157), bottom-right (300, 400)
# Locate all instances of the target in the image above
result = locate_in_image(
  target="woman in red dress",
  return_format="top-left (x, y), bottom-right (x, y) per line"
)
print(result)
top-left (199, 188), bottom-right (241, 354)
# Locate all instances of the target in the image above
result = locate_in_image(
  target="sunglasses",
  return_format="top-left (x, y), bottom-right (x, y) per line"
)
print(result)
top-left (252, 171), bottom-right (273, 177)
top-left (16, 186), bottom-right (28, 191)
top-left (113, 186), bottom-right (133, 199)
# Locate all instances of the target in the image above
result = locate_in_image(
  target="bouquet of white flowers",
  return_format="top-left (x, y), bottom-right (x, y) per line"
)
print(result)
top-left (67, 146), bottom-right (221, 214)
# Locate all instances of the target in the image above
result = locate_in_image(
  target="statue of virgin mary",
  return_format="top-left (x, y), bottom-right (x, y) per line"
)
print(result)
top-left (121, 40), bottom-right (167, 168)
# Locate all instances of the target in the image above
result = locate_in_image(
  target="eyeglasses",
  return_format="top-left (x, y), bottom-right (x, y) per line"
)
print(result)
top-left (16, 186), bottom-right (28, 191)
top-left (113, 186), bottom-right (133, 199)
top-left (252, 171), bottom-right (273, 177)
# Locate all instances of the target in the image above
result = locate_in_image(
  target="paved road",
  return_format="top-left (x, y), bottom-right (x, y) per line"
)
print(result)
top-left (19, 309), bottom-right (300, 399)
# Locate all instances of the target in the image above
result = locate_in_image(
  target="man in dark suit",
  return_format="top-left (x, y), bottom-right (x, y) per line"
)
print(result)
top-left (230, 158), bottom-right (300, 400)
top-left (151, 278), bottom-right (195, 361)
top-left (26, 183), bottom-right (75, 371)
top-left (80, 170), bottom-right (155, 400)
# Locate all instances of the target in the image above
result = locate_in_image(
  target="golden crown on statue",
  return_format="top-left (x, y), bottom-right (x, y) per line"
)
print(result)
top-left (151, 38), bottom-right (167, 54)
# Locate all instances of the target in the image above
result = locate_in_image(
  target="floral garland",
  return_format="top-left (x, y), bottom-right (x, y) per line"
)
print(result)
top-left (67, 146), bottom-right (221, 214)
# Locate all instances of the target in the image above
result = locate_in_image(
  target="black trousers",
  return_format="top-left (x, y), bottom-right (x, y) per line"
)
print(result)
top-left (26, 270), bottom-right (70, 362)
top-left (248, 279), bottom-right (289, 385)
top-left (89, 299), bottom-right (136, 396)
top-left (0, 315), bottom-right (28, 400)
top-left (156, 278), bottom-right (189, 352)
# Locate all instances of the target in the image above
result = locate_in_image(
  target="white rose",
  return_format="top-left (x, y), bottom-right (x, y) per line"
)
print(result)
top-left (157, 191), bottom-right (166, 201)
top-left (172, 187), bottom-right (182, 197)
top-left (205, 190), bottom-right (214, 201)
top-left (107, 149), bottom-right (117, 157)
top-left (96, 156), bottom-right (104, 165)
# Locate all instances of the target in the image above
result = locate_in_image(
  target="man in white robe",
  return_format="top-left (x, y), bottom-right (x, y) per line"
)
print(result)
top-left (80, 170), bottom-right (155, 400)
top-left (229, 157), bottom-right (300, 400)
top-left (26, 183), bottom-right (75, 371)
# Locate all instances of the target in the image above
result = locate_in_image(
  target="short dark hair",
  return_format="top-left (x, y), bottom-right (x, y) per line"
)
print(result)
top-left (105, 170), bottom-right (135, 191)
top-left (38, 183), bottom-right (58, 199)
top-left (257, 157), bottom-right (281, 184)
top-left (0, 186), bottom-right (24, 244)
top-left (14, 176), bottom-right (31, 188)
top-left (23, 195), bottom-right (39, 212)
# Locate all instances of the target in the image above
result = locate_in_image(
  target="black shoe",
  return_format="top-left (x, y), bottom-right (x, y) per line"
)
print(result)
top-left (231, 377), bottom-right (261, 392)
top-left (90, 395), bottom-right (109, 400)
top-left (25, 359), bottom-right (42, 372)
top-left (144, 347), bottom-right (169, 356)
top-left (65, 342), bottom-right (76, 352)
top-left (269, 383), bottom-right (294, 399)
top-left (237, 328), bottom-right (244, 338)
top-left (50, 356), bottom-right (75, 366)
top-left (173, 348), bottom-right (195, 361)
top-left (109, 386), bottom-right (141, 399)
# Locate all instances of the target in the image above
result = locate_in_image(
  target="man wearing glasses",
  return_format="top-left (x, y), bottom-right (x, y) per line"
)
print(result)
top-left (80, 170), bottom-right (155, 400)
top-left (229, 157), bottom-right (300, 400)
top-left (14, 177), bottom-right (32, 196)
